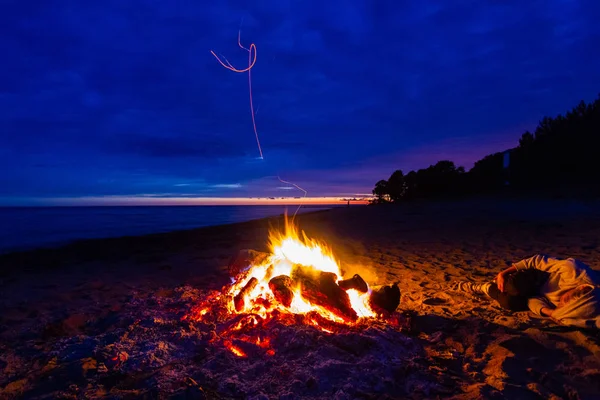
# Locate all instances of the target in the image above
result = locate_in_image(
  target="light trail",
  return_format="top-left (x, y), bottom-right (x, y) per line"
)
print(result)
top-left (210, 31), bottom-right (263, 159)
top-left (277, 176), bottom-right (308, 219)
top-left (211, 30), bottom-right (307, 216)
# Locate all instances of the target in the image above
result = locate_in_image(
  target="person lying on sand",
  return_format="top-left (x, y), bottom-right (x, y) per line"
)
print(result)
top-left (453, 254), bottom-right (600, 329)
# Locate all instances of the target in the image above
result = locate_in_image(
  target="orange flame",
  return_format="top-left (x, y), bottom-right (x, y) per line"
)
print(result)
top-left (227, 218), bottom-right (375, 323)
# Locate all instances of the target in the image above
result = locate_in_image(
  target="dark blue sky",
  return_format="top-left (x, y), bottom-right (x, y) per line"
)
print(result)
top-left (2, 0), bottom-right (600, 204)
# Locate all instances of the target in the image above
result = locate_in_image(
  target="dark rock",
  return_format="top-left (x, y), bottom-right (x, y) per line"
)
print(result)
top-left (369, 283), bottom-right (401, 314)
top-left (338, 274), bottom-right (368, 293)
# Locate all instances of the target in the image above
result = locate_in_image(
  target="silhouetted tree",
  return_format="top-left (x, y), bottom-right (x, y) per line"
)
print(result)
top-left (386, 170), bottom-right (405, 202)
top-left (371, 94), bottom-right (600, 202)
top-left (372, 180), bottom-right (390, 203)
top-left (384, 161), bottom-right (466, 201)
top-left (519, 131), bottom-right (534, 148)
top-left (468, 152), bottom-right (505, 191)
top-left (403, 171), bottom-right (418, 200)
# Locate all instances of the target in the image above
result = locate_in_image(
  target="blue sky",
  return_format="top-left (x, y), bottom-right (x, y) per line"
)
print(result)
top-left (1, 0), bottom-right (600, 204)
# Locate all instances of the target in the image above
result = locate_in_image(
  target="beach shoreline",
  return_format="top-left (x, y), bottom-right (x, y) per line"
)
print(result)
top-left (2, 198), bottom-right (600, 398)
top-left (0, 204), bottom-right (346, 256)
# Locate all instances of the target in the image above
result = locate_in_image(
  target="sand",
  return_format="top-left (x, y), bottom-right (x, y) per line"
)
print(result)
top-left (1, 198), bottom-right (600, 399)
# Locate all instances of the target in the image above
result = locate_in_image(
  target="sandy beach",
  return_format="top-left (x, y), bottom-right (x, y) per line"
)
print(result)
top-left (2, 198), bottom-right (600, 399)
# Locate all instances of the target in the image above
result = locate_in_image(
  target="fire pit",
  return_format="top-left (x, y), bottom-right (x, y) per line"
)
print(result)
top-left (3, 220), bottom-right (452, 399)
top-left (184, 220), bottom-right (401, 358)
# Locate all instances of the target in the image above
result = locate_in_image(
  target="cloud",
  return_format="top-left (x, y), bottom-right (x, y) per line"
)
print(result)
top-left (111, 134), bottom-right (246, 159)
top-left (211, 183), bottom-right (242, 189)
top-left (1, 0), bottom-right (600, 202)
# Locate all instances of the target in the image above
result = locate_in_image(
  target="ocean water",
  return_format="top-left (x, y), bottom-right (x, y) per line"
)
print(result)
top-left (0, 205), bottom-right (337, 254)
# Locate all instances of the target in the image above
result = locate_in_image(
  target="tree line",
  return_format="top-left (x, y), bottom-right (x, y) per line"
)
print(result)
top-left (372, 94), bottom-right (600, 203)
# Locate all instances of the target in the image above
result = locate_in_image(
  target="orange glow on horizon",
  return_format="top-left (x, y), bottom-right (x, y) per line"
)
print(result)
top-left (36, 196), bottom-right (371, 207)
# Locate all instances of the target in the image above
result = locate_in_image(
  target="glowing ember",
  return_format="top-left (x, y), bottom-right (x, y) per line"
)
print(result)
top-left (224, 340), bottom-right (247, 358)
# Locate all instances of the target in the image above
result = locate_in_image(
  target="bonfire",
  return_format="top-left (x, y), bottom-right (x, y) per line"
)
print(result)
top-left (184, 219), bottom-right (401, 358)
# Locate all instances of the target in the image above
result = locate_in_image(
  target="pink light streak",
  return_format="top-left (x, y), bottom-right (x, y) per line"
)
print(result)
top-left (277, 176), bottom-right (308, 219)
top-left (210, 30), bottom-right (309, 216)
top-left (210, 31), bottom-right (263, 159)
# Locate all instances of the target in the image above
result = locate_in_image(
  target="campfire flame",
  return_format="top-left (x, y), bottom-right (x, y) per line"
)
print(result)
top-left (182, 219), bottom-right (400, 359)
top-left (227, 221), bottom-right (375, 322)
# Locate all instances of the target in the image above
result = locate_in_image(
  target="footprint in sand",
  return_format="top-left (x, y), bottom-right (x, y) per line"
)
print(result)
top-left (422, 297), bottom-right (451, 306)
top-left (420, 289), bottom-right (457, 306)
top-left (419, 281), bottom-right (443, 290)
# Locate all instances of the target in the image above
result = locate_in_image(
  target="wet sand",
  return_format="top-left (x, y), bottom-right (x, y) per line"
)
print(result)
top-left (1, 198), bottom-right (600, 399)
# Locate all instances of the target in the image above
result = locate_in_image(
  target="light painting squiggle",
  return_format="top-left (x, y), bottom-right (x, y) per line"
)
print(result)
top-left (211, 30), bottom-right (308, 216)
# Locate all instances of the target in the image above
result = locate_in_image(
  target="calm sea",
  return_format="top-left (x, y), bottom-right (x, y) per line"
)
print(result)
top-left (0, 205), bottom-right (338, 254)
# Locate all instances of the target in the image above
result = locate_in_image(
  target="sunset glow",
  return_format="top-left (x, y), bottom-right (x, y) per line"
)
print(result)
top-left (16, 196), bottom-right (370, 207)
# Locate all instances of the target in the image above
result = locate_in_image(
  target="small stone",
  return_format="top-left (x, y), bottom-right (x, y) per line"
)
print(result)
top-left (80, 357), bottom-right (97, 376)
top-left (306, 376), bottom-right (318, 389)
top-left (2, 379), bottom-right (27, 396)
top-left (156, 288), bottom-right (175, 298)
top-left (42, 357), bottom-right (58, 373)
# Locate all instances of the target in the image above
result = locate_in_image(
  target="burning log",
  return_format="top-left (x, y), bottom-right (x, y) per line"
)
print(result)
top-left (368, 283), bottom-right (401, 314)
top-left (228, 249), bottom-right (270, 278)
top-left (234, 277), bottom-right (259, 311)
top-left (268, 275), bottom-right (294, 308)
top-left (338, 274), bottom-right (368, 293)
top-left (291, 266), bottom-right (358, 322)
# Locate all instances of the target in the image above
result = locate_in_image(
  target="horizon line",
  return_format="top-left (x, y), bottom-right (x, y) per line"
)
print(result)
top-left (0, 196), bottom-right (372, 207)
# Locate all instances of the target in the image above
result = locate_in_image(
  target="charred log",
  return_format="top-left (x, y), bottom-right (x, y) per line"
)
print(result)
top-left (368, 283), bottom-right (401, 314)
top-left (291, 265), bottom-right (358, 322)
top-left (303, 311), bottom-right (346, 332)
top-left (228, 249), bottom-right (270, 278)
top-left (268, 275), bottom-right (295, 308)
top-left (234, 277), bottom-right (259, 311)
top-left (338, 274), bottom-right (368, 293)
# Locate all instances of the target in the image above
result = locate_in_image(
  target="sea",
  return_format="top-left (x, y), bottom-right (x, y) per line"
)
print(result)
top-left (0, 205), bottom-right (341, 254)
